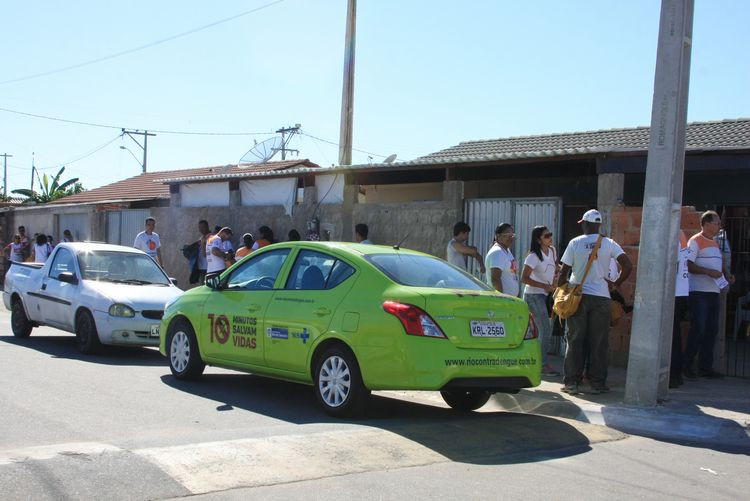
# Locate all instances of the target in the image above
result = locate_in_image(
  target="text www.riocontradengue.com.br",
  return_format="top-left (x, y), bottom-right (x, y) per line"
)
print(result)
top-left (444, 357), bottom-right (536, 367)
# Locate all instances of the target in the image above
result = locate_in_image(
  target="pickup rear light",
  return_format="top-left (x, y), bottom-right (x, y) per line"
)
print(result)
top-left (524, 313), bottom-right (539, 340)
top-left (382, 301), bottom-right (447, 339)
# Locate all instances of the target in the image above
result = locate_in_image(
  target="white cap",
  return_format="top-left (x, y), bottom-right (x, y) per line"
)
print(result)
top-left (578, 209), bottom-right (602, 224)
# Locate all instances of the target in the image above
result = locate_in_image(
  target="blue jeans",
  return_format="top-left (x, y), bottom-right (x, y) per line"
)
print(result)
top-left (524, 293), bottom-right (551, 366)
top-left (685, 292), bottom-right (720, 372)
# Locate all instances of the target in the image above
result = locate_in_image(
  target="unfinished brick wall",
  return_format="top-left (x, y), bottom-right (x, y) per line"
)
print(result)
top-left (607, 205), bottom-right (703, 366)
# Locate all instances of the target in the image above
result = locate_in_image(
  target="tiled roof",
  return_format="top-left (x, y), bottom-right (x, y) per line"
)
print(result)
top-left (418, 118), bottom-right (750, 162)
top-left (48, 159), bottom-right (319, 205)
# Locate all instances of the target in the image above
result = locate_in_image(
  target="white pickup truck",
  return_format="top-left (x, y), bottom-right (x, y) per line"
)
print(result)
top-left (4, 242), bottom-right (183, 354)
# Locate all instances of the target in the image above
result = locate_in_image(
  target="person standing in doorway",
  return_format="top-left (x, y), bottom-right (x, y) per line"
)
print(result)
top-left (485, 223), bottom-right (519, 297)
top-left (355, 223), bottom-right (372, 244)
top-left (558, 209), bottom-right (632, 395)
top-left (133, 217), bottom-right (162, 267)
top-left (447, 222), bottom-right (485, 274)
top-left (522, 225), bottom-right (559, 375)
top-left (684, 211), bottom-right (734, 379)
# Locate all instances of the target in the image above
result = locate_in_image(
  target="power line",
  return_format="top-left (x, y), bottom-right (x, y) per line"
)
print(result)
top-left (299, 130), bottom-right (386, 158)
top-left (0, 0), bottom-right (286, 86)
top-left (0, 106), bottom-right (275, 136)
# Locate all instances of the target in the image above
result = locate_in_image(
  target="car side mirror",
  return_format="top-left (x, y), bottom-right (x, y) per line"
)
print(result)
top-left (170, 277), bottom-right (178, 286)
top-left (206, 275), bottom-right (221, 290)
top-left (58, 271), bottom-right (79, 285)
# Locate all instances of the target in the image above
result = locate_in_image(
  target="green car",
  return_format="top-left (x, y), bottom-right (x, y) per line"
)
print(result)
top-left (160, 242), bottom-right (541, 416)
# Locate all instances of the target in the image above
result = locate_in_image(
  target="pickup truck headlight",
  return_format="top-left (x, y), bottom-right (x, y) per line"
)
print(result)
top-left (109, 304), bottom-right (135, 317)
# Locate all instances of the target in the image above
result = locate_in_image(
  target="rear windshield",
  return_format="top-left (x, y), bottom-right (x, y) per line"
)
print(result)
top-left (367, 253), bottom-right (491, 290)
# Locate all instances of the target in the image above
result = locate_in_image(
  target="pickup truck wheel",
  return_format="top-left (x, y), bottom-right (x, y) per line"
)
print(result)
top-left (440, 390), bottom-right (491, 411)
top-left (75, 310), bottom-right (101, 355)
top-left (167, 319), bottom-right (205, 380)
top-left (11, 299), bottom-right (33, 338)
top-left (314, 346), bottom-right (369, 417)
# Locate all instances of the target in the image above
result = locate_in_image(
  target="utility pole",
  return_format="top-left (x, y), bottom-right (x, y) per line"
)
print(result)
top-left (121, 129), bottom-right (155, 173)
top-left (30, 153), bottom-right (35, 192)
top-left (1, 153), bottom-right (12, 197)
top-left (275, 125), bottom-right (301, 160)
top-left (338, 0), bottom-right (356, 166)
top-left (625, 0), bottom-right (694, 406)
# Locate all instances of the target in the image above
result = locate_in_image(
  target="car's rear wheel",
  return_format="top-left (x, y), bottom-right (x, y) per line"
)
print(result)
top-left (75, 310), bottom-right (102, 354)
top-left (440, 390), bottom-right (491, 411)
top-left (11, 299), bottom-right (33, 338)
top-left (314, 345), bottom-right (369, 417)
top-left (167, 319), bottom-right (205, 380)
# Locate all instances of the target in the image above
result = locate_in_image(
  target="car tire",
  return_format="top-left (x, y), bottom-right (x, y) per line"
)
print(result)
top-left (11, 299), bottom-right (33, 338)
top-left (440, 390), bottom-right (491, 411)
top-left (167, 319), bottom-right (205, 380)
top-left (314, 345), bottom-right (369, 417)
top-left (75, 310), bottom-right (102, 355)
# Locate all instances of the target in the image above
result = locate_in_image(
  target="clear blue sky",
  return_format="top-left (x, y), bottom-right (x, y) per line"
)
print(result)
top-left (0, 0), bottom-right (748, 192)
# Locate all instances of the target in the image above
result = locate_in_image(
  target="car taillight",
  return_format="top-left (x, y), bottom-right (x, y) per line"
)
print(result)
top-left (524, 313), bottom-right (538, 340)
top-left (382, 301), bottom-right (447, 339)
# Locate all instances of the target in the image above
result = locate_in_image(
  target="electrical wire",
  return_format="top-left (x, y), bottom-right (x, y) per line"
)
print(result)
top-left (299, 129), bottom-right (387, 159)
top-left (0, 106), bottom-right (275, 136)
top-left (0, 0), bottom-right (286, 86)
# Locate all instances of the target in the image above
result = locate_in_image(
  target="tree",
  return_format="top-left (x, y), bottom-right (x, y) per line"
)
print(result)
top-left (12, 166), bottom-right (84, 204)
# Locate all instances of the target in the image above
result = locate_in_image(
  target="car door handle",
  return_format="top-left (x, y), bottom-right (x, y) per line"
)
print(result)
top-left (247, 304), bottom-right (262, 312)
top-left (41, 283), bottom-right (47, 290)
top-left (314, 307), bottom-right (331, 316)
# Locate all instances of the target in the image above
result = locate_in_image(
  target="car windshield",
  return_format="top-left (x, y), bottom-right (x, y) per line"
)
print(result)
top-left (366, 253), bottom-right (491, 290)
top-left (77, 251), bottom-right (170, 286)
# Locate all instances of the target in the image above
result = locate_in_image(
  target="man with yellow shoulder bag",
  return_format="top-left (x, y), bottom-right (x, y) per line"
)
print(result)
top-left (555, 210), bottom-right (633, 395)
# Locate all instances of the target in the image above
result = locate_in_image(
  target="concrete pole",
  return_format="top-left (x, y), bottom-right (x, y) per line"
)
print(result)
top-left (625, 0), bottom-right (694, 406)
top-left (1, 153), bottom-right (12, 197)
top-left (338, 0), bottom-right (356, 166)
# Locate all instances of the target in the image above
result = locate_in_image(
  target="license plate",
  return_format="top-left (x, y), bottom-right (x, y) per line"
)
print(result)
top-left (470, 320), bottom-right (506, 338)
top-left (150, 324), bottom-right (160, 337)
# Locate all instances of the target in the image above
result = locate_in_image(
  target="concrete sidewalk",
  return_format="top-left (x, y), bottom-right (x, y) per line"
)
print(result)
top-left (490, 356), bottom-right (750, 446)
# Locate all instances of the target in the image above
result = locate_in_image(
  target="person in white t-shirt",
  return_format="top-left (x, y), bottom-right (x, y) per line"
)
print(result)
top-left (354, 223), bottom-right (373, 245)
top-left (485, 223), bottom-right (519, 296)
top-left (521, 225), bottom-right (559, 374)
top-left (558, 209), bottom-right (633, 395)
top-left (670, 230), bottom-right (692, 388)
top-left (133, 217), bottom-right (162, 267)
top-left (205, 227), bottom-right (235, 279)
top-left (31, 234), bottom-right (53, 263)
top-left (446, 221), bottom-right (485, 274)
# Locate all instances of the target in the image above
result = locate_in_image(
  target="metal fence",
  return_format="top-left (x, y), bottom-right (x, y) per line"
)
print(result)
top-left (106, 209), bottom-right (151, 247)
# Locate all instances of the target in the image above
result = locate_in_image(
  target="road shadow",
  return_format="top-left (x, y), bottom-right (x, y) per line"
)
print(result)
top-left (0, 334), bottom-right (166, 367)
top-left (161, 372), bottom-right (604, 466)
top-left (494, 388), bottom-right (750, 456)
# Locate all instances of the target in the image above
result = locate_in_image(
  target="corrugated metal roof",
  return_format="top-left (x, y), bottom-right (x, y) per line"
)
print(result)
top-left (47, 159), bottom-right (319, 205)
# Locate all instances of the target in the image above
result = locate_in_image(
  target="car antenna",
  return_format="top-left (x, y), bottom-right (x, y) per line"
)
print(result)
top-left (393, 232), bottom-right (410, 250)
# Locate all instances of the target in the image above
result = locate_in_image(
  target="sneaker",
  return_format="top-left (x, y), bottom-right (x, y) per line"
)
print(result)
top-left (698, 369), bottom-right (724, 379)
top-left (542, 364), bottom-right (560, 376)
top-left (561, 383), bottom-right (580, 394)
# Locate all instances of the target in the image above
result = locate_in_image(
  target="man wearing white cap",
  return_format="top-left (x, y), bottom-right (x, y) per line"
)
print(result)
top-left (558, 209), bottom-right (633, 395)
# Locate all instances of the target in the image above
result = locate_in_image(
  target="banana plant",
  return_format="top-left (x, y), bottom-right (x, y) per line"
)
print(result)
top-left (12, 166), bottom-right (83, 203)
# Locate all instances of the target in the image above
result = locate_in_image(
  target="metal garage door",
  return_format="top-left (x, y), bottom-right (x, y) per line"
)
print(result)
top-left (58, 213), bottom-right (90, 242)
top-left (107, 209), bottom-right (151, 246)
top-left (464, 197), bottom-right (562, 281)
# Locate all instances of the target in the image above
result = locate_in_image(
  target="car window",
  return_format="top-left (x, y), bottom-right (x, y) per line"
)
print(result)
top-left (285, 250), bottom-right (355, 290)
top-left (77, 251), bottom-right (171, 285)
top-left (226, 249), bottom-right (291, 291)
top-left (49, 248), bottom-right (76, 279)
top-left (367, 253), bottom-right (491, 290)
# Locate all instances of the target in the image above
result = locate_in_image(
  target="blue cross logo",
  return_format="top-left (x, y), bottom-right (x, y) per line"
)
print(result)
top-left (300, 328), bottom-right (310, 344)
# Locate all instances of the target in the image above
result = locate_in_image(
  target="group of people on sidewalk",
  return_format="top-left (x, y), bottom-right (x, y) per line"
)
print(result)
top-left (3, 225), bottom-right (74, 268)
top-left (447, 208), bottom-right (733, 395)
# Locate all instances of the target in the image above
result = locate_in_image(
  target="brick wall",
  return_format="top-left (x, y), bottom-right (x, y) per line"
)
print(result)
top-left (607, 205), bottom-right (702, 366)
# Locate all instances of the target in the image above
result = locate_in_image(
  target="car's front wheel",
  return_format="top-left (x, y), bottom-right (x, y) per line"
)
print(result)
top-left (440, 390), bottom-right (491, 411)
top-left (11, 299), bottom-right (33, 338)
top-left (167, 319), bottom-right (205, 380)
top-left (314, 346), bottom-right (369, 417)
top-left (75, 310), bottom-right (101, 354)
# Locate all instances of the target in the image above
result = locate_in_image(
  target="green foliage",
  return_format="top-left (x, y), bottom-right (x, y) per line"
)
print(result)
top-left (12, 166), bottom-right (85, 204)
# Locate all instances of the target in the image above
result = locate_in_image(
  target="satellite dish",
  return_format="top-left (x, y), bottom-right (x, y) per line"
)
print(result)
top-left (239, 136), bottom-right (283, 164)
top-left (383, 154), bottom-right (397, 164)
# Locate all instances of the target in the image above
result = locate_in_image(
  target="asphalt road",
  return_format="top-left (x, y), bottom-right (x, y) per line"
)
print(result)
top-left (0, 309), bottom-right (747, 500)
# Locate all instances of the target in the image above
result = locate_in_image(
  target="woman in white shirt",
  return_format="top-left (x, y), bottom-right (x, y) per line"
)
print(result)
top-left (31, 234), bottom-right (52, 263)
top-left (521, 226), bottom-right (559, 375)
